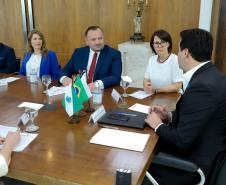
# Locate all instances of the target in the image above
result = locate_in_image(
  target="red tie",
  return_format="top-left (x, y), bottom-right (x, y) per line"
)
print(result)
top-left (88, 52), bottom-right (97, 83)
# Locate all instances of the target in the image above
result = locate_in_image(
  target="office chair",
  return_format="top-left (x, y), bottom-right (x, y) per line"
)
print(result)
top-left (145, 152), bottom-right (226, 185)
top-left (13, 58), bottom-right (21, 74)
top-left (15, 58), bottom-right (20, 72)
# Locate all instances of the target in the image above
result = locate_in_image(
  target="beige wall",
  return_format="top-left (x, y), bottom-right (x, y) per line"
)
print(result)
top-left (0, 0), bottom-right (201, 66)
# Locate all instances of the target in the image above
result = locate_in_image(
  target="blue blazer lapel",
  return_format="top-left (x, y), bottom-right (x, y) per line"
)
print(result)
top-left (183, 62), bottom-right (213, 94)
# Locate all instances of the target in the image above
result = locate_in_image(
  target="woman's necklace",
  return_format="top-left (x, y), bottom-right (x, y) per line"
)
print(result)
top-left (157, 54), bottom-right (171, 63)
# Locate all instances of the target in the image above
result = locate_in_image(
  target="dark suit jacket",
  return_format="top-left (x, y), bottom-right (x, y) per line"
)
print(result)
top-left (59, 45), bottom-right (122, 89)
top-left (0, 43), bottom-right (17, 73)
top-left (156, 62), bottom-right (226, 182)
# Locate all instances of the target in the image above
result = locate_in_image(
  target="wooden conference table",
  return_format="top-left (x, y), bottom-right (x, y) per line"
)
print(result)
top-left (0, 76), bottom-right (180, 185)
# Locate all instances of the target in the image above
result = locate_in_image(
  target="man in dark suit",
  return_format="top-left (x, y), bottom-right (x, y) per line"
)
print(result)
top-left (0, 43), bottom-right (17, 74)
top-left (59, 26), bottom-right (122, 90)
top-left (143, 28), bottom-right (226, 185)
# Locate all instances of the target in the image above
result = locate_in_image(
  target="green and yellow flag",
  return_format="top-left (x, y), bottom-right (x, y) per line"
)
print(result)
top-left (73, 76), bottom-right (89, 104)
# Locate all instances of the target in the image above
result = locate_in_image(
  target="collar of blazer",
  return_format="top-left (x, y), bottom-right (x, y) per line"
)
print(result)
top-left (183, 62), bottom-right (213, 93)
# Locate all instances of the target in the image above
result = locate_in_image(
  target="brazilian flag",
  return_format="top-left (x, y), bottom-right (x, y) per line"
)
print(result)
top-left (73, 76), bottom-right (89, 104)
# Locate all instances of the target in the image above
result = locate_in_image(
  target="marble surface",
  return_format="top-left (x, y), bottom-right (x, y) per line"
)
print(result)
top-left (118, 41), bottom-right (153, 88)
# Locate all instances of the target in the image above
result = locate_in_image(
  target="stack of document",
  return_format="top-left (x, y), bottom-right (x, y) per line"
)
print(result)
top-left (128, 90), bottom-right (152, 99)
top-left (90, 128), bottom-right (150, 152)
top-left (0, 77), bottom-right (20, 86)
top-left (46, 86), bottom-right (67, 96)
top-left (0, 125), bottom-right (38, 152)
top-left (128, 103), bottom-right (149, 114)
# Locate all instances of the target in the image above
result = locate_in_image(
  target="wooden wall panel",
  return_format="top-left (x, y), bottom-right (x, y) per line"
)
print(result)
top-left (0, 0), bottom-right (201, 67)
top-left (0, 0), bottom-right (25, 59)
top-left (147, 0), bottom-right (201, 52)
top-left (99, 0), bottom-right (134, 46)
top-left (214, 0), bottom-right (226, 74)
top-left (32, 0), bottom-right (99, 66)
top-left (211, 0), bottom-right (221, 64)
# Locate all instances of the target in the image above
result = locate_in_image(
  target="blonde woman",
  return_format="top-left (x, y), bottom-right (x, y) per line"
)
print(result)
top-left (19, 29), bottom-right (60, 80)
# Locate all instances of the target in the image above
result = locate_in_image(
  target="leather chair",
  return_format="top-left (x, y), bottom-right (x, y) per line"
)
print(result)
top-left (146, 152), bottom-right (226, 185)
top-left (15, 58), bottom-right (20, 73)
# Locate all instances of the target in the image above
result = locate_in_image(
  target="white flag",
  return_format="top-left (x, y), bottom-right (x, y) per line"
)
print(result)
top-left (81, 73), bottom-right (92, 98)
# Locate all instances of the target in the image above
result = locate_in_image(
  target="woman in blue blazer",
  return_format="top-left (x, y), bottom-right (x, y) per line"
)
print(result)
top-left (19, 29), bottom-right (60, 80)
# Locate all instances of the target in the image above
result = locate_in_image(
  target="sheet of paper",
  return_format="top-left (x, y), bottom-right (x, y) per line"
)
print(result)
top-left (47, 86), bottom-right (67, 96)
top-left (128, 90), bottom-right (152, 99)
top-left (5, 77), bottom-right (20, 83)
top-left (0, 77), bottom-right (20, 85)
top-left (0, 79), bottom-right (7, 86)
top-left (90, 128), bottom-right (150, 152)
top-left (0, 125), bottom-right (38, 152)
top-left (18, 102), bottom-right (44, 110)
top-left (128, 103), bottom-right (149, 114)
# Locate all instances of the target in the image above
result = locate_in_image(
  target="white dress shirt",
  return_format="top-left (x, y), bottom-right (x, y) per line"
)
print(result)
top-left (0, 154), bottom-right (8, 177)
top-left (26, 53), bottom-right (41, 78)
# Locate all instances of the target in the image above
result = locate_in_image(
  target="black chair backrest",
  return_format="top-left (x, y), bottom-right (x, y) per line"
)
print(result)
top-left (15, 58), bottom-right (20, 72)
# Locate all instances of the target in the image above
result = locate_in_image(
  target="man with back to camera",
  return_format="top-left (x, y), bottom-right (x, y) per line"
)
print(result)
top-left (59, 26), bottom-right (122, 91)
top-left (142, 28), bottom-right (226, 185)
top-left (0, 43), bottom-right (17, 74)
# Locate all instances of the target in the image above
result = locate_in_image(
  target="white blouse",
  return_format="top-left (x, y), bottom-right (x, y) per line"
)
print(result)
top-left (144, 53), bottom-right (183, 89)
top-left (26, 54), bottom-right (42, 78)
top-left (0, 154), bottom-right (8, 177)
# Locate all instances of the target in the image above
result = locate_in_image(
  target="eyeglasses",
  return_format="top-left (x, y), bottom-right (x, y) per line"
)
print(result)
top-left (153, 41), bottom-right (167, 47)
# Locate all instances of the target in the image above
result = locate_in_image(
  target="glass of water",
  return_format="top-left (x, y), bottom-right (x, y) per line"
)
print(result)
top-left (120, 79), bottom-right (131, 98)
top-left (25, 108), bottom-right (39, 133)
top-left (42, 75), bottom-right (51, 93)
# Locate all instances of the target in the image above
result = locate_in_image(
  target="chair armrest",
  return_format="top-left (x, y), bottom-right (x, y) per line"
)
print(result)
top-left (152, 152), bottom-right (199, 172)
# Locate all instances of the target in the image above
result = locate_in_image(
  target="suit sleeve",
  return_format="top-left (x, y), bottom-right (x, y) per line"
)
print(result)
top-left (0, 154), bottom-right (8, 177)
top-left (157, 85), bottom-right (216, 150)
top-left (1, 48), bottom-right (17, 73)
top-left (19, 53), bottom-right (28, 76)
top-left (59, 50), bottom-right (77, 79)
top-left (48, 51), bottom-right (60, 80)
top-left (101, 50), bottom-right (122, 88)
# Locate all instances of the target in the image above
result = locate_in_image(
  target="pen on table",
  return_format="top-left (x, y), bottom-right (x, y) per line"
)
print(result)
top-left (98, 124), bottom-right (119, 130)
top-left (115, 112), bottom-right (137, 117)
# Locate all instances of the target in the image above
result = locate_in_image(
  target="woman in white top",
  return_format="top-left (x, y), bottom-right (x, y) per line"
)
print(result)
top-left (19, 29), bottom-right (60, 80)
top-left (0, 131), bottom-right (20, 177)
top-left (144, 29), bottom-right (183, 94)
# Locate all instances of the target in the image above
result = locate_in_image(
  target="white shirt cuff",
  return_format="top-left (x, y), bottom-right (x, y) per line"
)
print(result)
top-left (168, 112), bottom-right (172, 122)
top-left (154, 123), bottom-right (164, 132)
top-left (59, 76), bottom-right (67, 84)
top-left (95, 80), bottom-right (104, 89)
top-left (0, 154), bottom-right (8, 177)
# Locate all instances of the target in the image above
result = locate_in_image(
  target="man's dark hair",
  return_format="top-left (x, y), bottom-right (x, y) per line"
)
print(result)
top-left (150, 29), bottom-right (172, 54)
top-left (180, 28), bottom-right (213, 62)
top-left (85, 26), bottom-right (103, 37)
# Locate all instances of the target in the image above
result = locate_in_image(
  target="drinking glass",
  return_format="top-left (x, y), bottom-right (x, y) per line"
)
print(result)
top-left (120, 79), bottom-right (131, 98)
top-left (25, 109), bottom-right (39, 132)
top-left (42, 75), bottom-right (51, 93)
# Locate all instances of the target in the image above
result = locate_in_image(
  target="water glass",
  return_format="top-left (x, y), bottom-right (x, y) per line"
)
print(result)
top-left (42, 75), bottom-right (51, 93)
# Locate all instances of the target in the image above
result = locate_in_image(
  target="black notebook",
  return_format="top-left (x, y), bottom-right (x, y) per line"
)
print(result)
top-left (98, 109), bottom-right (147, 129)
